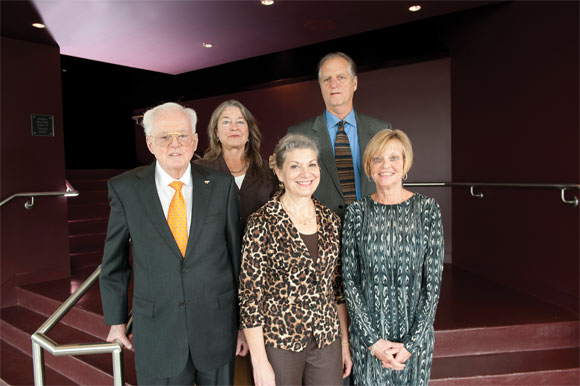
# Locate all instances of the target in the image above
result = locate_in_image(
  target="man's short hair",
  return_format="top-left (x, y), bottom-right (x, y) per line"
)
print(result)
top-left (142, 102), bottom-right (197, 136)
top-left (317, 52), bottom-right (357, 81)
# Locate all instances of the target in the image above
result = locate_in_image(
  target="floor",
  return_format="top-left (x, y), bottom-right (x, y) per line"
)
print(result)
top-left (2, 263), bottom-right (578, 385)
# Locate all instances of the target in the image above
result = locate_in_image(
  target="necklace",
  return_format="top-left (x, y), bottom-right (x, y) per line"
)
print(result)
top-left (281, 198), bottom-right (316, 226)
top-left (229, 159), bottom-right (247, 174)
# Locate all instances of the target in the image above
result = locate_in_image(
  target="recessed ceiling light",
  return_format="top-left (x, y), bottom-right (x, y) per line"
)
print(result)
top-left (261, 0), bottom-right (274, 5)
top-left (32, 22), bottom-right (46, 29)
top-left (409, 5), bottom-right (421, 12)
top-left (202, 43), bottom-right (214, 48)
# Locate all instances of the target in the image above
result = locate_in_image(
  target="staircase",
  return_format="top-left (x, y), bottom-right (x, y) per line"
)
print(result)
top-left (1, 272), bottom-right (137, 385)
top-left (1, 169), bottom-right (579, 385)
top-left (1, 169), bottom-right (134, 385)
top-left (431, 266), bottom-right (579, 385)
top-left (66, 169), bottom-right (126, 274)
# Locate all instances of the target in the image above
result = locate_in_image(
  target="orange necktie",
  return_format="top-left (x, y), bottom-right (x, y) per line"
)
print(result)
top-left (168, 181), bottom-right (187, 257)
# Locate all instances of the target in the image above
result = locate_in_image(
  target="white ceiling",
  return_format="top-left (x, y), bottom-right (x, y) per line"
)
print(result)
top-left (31, 1), bottom-right (495, 75)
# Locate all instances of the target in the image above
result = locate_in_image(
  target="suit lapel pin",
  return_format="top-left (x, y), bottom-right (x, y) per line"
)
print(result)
top-left (204, 180), bottom-right (210, 184)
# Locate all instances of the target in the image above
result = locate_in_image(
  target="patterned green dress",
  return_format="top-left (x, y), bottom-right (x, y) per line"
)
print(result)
top-left (342, 193), bottom-right (444, 386)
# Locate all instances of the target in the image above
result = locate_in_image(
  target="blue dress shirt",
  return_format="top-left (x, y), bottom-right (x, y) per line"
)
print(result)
top-left (325, 110), bottom-right (362, 200)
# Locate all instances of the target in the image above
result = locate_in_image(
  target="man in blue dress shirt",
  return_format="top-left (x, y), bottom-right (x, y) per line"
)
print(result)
top-left (288, 52), bottom-right (392, 220)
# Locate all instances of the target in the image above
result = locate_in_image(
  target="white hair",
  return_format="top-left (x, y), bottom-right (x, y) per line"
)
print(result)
top-left (142, 102), bottom-right (197, 136)
top-left (272, 133), bottom-right (320, 170)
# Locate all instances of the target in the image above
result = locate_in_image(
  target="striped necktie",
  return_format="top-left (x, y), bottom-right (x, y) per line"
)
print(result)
top-left (334, 120), bottom-right (356, 204)
top-left (168, 181), bottom-right (187, 258)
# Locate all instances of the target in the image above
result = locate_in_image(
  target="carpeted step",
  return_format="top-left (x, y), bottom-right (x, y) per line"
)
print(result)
top-left (67, 203), bottom-right (109, 221)
top-left (435, 321), bottom-right (579, 358)
top-left (69, 233), bottom-right (106, 254)
top-left (70, 252), bottom-right (103, 275)
top-left (0, 340), bottom-right (78, 385)
top-left (15, 273), bottom-right (108, 340)
top-left (431, 347), bottom-right (579, 385)
top-left (66, 169), bottom-right (126, 181)
top-left (68, 190), bottom-right (109, 205)
top-left (68, 218), bottom-right (109, 237)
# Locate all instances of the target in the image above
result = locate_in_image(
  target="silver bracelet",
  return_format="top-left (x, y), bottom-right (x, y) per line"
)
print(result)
top-left (370, 342), bottom-right (377, 356)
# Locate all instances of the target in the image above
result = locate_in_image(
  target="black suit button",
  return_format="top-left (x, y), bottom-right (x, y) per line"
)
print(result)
top-left (182, 267), bottom-right (190, 273)
top-left (179, 302), bottom-right (186, 308)
top-left (338, 205), bottom-right (344, 209)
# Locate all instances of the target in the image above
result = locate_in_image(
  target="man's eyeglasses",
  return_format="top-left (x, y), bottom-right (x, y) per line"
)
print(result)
top-left (150, 133), bottom-right (194, 146)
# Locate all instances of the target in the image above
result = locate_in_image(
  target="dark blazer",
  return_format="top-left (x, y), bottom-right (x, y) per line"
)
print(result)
top-left (99, 162), bottom-right (241, 378)
top-left (194, 155), bottom-right (277, 229)
top-left (239, 194), bottom-right (344, 352)
top-left (288, 111), bottom-right (391, 219)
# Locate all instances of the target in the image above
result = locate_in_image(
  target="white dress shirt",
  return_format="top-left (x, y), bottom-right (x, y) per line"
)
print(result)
top-left (234, 174), bottom-right (245, 190)
top-left (154, 162), bottom-right (193, 235)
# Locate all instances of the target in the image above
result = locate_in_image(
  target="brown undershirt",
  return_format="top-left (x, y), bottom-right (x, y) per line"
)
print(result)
top-left (299, 232), bottom-right (318, 265)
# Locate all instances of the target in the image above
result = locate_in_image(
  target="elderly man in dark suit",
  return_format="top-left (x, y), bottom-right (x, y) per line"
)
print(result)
top-left (100, 102), bottom-right (247, 385)
top-left (288, 52), bottom-right (392, 219)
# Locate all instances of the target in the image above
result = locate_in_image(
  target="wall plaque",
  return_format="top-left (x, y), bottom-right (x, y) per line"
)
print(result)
top-left (31, 114), bottom-right (55, 137)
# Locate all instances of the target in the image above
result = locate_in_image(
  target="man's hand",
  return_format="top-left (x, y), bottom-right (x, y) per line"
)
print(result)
top-left (236, 329), bottom-right (249, 356)
top-left (106, 324), bottom-right (132, 349)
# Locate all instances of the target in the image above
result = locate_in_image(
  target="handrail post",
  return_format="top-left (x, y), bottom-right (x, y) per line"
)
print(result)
top-left (112, 346), bottom-right (124, 386)
top-left (32, 341), bottom-right (45, 385)
top-left (561, 188), bottom-right (579, 207)
top-left (469, 185), bottom-right (484, 198)
top-left (25, 196), bottom-right (35, 210)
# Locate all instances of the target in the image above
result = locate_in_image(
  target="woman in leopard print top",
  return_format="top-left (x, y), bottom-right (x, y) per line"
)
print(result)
top-left (239, 134), bottom-right (352, 385)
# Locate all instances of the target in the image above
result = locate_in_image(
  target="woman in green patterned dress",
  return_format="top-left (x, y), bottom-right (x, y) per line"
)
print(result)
top-left (342, 129), bottom-right (444, 386)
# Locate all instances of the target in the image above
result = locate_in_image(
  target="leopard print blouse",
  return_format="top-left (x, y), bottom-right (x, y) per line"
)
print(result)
top-left (239, 193), bottom-right (345, 352)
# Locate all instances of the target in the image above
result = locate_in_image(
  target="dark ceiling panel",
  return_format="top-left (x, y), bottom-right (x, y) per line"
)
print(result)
top-left (1, 0), bottom-right (57, 46)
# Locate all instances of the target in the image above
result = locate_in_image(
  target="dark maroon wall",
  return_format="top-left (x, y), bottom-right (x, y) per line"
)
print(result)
top-left (1, 37), bottom-right (70, 307)
top-left (447, 2), bottom-right (579, 312)
top-left (131, 1), bottom-right (579, 313)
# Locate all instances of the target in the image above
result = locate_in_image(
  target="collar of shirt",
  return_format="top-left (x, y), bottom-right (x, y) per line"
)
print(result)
top-left (325, 109), bottom-right (357, 145)
top-left (155, 161), bottom-right (192, 188)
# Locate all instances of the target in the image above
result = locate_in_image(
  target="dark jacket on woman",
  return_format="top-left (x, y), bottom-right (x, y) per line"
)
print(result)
top-left (239, 193), bottom-right (345, 352)
top-left (194, 155), bottom-right (277, 229)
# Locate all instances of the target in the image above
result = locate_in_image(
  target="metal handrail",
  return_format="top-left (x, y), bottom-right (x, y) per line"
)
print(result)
top-left (0, 181), bottom-right (79, 209)
top-left (31, 265), bottom-right (133, 386)
top-left (403, 182), bottom-right (580, 207)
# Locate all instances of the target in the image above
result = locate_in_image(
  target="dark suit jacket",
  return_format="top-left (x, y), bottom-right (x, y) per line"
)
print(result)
top-left (99, 162), bottom-right (241, 377)
top-left (194, 155), bottom-right (277, 230)
top-left (288, 111), bottom-right (391, 219)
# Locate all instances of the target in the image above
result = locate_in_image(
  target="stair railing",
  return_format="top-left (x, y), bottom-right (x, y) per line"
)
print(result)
top-left (31, 265), bottom-right (132, 386)
top-left (403, 182), bottom-right (579, 207)
top-left (0, 180), bottom-right (79, 209)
